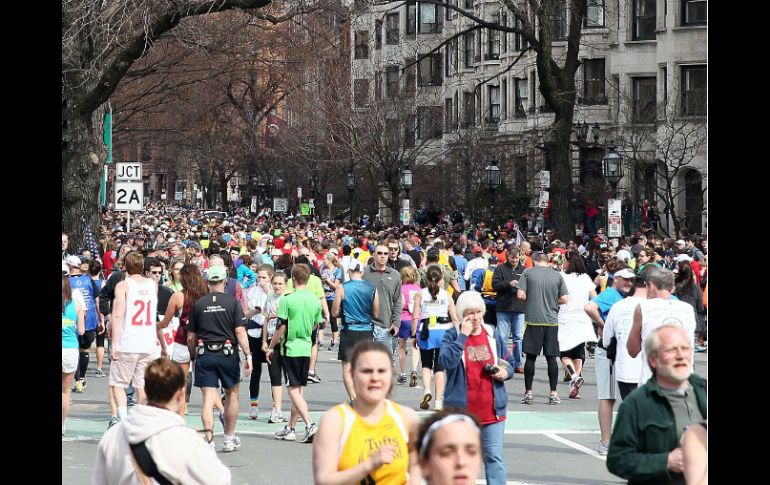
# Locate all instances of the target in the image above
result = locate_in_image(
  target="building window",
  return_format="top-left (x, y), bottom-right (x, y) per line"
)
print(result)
top-left (529, 73), bottom-right (536, 113)
top-left (445, 98), bottom-right (454, 132)
top-left (418, 52), bottom-right (443, 86)
top-left (581, 59), bottom-right (606, 105)
top-left (418, 3), bottom-right (443, 34)
top-left (354, 30), bottom-right (369, 59)
top-left (464, 0), bottom-right (473, 9)
top-left (454, 91), bottom-right (459, 129)
top-left (141, 145), bottom-right (151, 161)
top-left (585, 0), bottom-right (605, 28)
top-left (488, 85), bottom-right (500, 122)
top-left (404, 58), bottom-right (416, 95)
top-left (661, 65), bottom-right (668, 110)
top-left (633, 0), bottom-right (656, 40)
top-left (682, 0), bottom-right (707, 26)
top-left (514, 18), bottom-right (525, 51)
top-left (475, 27), bottom-right (482, 62)
top-left (462, 91), bottom-right (475, 127)
top-left (446, 0), bottom-right (453, 20)
top-left (463, 32), bottom-right (474, 67)
top-left (486, 14), bottom-right (500, 60)
top-left (681, 65), bottom-right (706, 116)
top-left (501, 13), bottom-right (508, 53)
top-left (406, 2), bottom-right (416, 36)
top-left (385, 66), bottom-right (400, 98)
top-left (386, 13), bottom-right (399, 44)
top-left (418, 106), bottom-right (443, 139)
top-left (354, 79), bottom-right (370, 107)
top-left (551, 1), bottom-right (567, 40)
top-left (632, 76), bottom-right (657, 124)
top-left (375, 20), bottom-right (382, 49)
top-left (445, 42), bottom-right (451, 77)
top-left (514, 78), bottom-right (528, 118)
top-left (501, 79), bottom-right (508, 120)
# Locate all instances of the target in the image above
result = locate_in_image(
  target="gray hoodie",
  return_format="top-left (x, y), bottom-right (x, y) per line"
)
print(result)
top-left (363, 264), bottom-right (403, 329)
top-left (92, 404), bottom-right (230, 485)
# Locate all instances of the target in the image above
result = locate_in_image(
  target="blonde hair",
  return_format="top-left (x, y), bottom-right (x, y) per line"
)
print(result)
top-left (400, 265), bottom-right (418, 284)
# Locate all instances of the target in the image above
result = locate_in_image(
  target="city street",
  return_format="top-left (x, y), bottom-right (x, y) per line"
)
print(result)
top-left (63, 340), bottom-right (708, 484)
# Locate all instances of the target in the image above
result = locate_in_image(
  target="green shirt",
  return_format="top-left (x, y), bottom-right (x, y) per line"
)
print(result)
top-left (276, 289), bottom-right (322, 357)
top-left (286, 274), bottom-right (324, 299)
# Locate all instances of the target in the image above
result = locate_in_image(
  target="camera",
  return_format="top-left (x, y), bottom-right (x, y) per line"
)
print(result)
top-left (483, 363), bottom-right (499, 375)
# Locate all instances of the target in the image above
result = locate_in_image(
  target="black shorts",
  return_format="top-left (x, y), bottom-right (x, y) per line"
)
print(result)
top-left (522, 324), bottom-right (559, 357)
top-left (281, 356), bottom-right (310, 387)
top-left (193, 353), bottom-right (241, 390)
top-left (420, 348), bottom-right (444, 372)
top-left (338, 329), bottom-right (373, 362)
top-left (95, 330), bottom-right (106, 348)
top-left (78, 330), bottom-right (96, 350)
top-left (559, 343), bottom-right (586, 361)
top-left (311, 327), bottom-right (319, 345)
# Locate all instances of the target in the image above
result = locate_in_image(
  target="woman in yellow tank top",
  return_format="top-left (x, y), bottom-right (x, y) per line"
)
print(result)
top-left (312, 341), bottom-right (422, 485)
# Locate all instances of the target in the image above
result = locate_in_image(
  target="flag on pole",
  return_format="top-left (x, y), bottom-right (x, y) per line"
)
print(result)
top-left (82, 217), bottom-right (101, 260)
top-left (513, 224), bottom-right (526, 246)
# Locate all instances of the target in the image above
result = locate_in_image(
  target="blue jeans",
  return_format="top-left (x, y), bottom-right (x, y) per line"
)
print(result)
top-left (481, 420), bottom-right (507, 484)
top-left (496, 311), bottom-right (525, 369)
top-left (372, 325), bottom-right (394, 354)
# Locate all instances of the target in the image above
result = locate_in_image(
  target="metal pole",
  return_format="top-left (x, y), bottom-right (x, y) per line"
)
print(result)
top-left (127, 210), bottom-right (131, 234)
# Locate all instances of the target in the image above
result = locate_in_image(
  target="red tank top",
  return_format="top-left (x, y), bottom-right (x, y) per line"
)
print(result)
top-left (173, 298), bottom-right (192, 346)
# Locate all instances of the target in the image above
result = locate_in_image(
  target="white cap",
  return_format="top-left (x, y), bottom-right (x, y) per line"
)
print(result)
top-left (675, 254), bottom-right (693, 263)
top-left (614, 268), bottom-right (636, 279)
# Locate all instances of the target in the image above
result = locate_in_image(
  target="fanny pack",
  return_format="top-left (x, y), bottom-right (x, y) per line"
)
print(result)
top-left (419, 316), bottom-right (450, 340)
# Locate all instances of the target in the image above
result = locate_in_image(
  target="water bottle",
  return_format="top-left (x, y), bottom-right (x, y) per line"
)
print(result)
top-left (224, 339), bottom-right (233, 356)
top-left (197, 339), bottom-right (204, 356)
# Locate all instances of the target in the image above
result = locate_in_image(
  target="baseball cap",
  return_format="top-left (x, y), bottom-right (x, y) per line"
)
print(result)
top-left (347, 260), bottom-right (363, 273)
top-left (675, 239), bottom-right (686, 246)
top-left (663, 249), bottom-right (675, 257)
top-left (616, 250), bottom-right (632, 262)
top-left (65, 255), bottom-right (82, 267)
top-left (489, 255), bottom-right (499, 264)
top-left (675, 254), bottom-right (693, 263)
top-left (207, 265), bottom-right (227, 282)
top-left (614, 268), bottom-right (636, 279)
top-left (631, 243), bottom-right (644, 255)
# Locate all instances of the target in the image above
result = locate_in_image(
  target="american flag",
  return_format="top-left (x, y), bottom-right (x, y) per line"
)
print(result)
top-left (82, 217), bottom-right (101, 260)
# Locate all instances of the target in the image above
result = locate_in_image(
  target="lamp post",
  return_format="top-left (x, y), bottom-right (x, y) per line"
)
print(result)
top-left (399, 162), bottom-right (413, 224)
top-left (483, 160), bottom-right (501, 224)
top-left (603, 142), bottom-right (624, 238)
top-left (229, 178), bottom-right (237, 209)
top-left (346, 168), bottom-right (356, 222)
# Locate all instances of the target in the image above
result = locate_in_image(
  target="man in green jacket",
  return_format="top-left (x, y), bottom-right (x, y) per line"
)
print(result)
top-left (607, 324), bottom-right (706, 484)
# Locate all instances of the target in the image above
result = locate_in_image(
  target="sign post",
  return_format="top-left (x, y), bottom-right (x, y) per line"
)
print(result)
top-left (115, 162), bottom-right (143, 229)
top-left (327, 193), bottom-right (333, 221)
top-left (607, 199), bottom-right (622, 237)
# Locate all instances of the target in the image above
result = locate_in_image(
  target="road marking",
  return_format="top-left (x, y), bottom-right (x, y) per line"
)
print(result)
top-left (543, 432), bottom-right (607, 461)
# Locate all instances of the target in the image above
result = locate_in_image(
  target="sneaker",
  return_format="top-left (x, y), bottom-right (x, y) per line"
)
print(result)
top-left (221, 435), bottom-right (241, 452)
top-left (514, 367), bottom-right (525, 374)
top-left (521, 393), bottom-right (534, 405)
top-left (570, 376), bottom-right (584, 399)
top-left (302, 423), bottom-right (318, 443)
top-left (126, 394), bottom-right (136, 407)
top-left (694, 344), bottom-right (707, 353)
top-left (95, 369), bottom-right (106, 378)
top-left (598, 441), bottom-right (609, 456)
top-left (409, 371), bottom-right (418, 387)
top-left (328, 342), bottom-right (336, 352)
top-left (318, 342), bottom-right (324, 350)
top-left (548, 394), bottom-right (561, 405)
top-left (397, 374), bottom-right (407, 384)
top-left (73, 380), bottom-right (86, 393)
top-left (249, 405), bottom-right (259, 420)
top-left (307, 372), bottom-right (322, 384)
top-left (275, 426), bottom-right (296, 441)
top-left (420, 392), bottom-right (432, 410)
top-left (108, 416), bottom-right (120, 429)
top-left (434, 399), bottom-right (443, 411)
top-left (268, 409), bottom-right (286, 423)
top-left (218, 409), bottom-right (225, 427)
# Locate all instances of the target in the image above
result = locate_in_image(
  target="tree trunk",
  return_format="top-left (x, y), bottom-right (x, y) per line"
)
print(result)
top-left (549, 114), bottom-right (577, 242)
top-left (62, 103), bottom-right (105, 252)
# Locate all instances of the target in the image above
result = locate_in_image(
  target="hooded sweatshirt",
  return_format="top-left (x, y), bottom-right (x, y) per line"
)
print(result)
top-left (91, 404), bottom-right (231, 485)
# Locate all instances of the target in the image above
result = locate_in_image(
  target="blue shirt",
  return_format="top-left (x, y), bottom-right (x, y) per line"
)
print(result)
top-left (69, 274), bottom-right (99, 331)
top-left (341, 279), bottom-right (376, 331)
top-left (592, 287), bottom-right (625, 321)
top-left (453, 255), bottom-right (468, 291)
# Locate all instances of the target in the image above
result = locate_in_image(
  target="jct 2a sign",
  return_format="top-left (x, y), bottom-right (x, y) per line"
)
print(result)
top-left (115, 181), bottom-right (144, 211)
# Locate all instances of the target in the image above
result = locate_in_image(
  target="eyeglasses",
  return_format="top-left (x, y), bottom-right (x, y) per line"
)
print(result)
top-left (375, 251), bottom-right (389, 255)
top-left (388, 247), bottom-right (399, 251)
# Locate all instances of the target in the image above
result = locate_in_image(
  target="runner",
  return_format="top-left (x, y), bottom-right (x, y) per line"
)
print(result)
top-left (398, 266), bottom-right (422, 387)
top-left (417, 409), bottom-right (483, 485)
top-left (62, 265), bottom-right (85, 436)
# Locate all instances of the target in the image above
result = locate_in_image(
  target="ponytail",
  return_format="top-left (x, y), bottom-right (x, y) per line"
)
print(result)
top-left (426, 265), bottom-right (443, 301)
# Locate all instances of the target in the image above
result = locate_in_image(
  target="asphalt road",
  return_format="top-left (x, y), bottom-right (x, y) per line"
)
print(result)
top-left (63, 340), bottom-right (708, 484)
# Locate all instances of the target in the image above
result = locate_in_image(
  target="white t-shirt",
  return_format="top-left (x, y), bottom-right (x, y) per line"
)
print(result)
top-left (419, 288), bottom-right (451, 319)
top-left (557, 272), bottom-right (598, 351)
top-left (245, 286), bottom-right (269, 338)
top-left (603, 296), bottom-right (645, 383)
top-left (637, 297), bottom-right (697, 385)
top-left (464, 256), bottom-right (488, 282)
top-left (118, 277), bottom-right (159, 354)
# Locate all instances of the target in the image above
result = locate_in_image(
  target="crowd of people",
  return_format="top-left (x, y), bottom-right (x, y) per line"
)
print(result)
top-left (61, 202), bottom-right (707, 484)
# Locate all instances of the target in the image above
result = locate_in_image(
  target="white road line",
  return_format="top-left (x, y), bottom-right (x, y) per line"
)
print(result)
top-left (543, 432), bottom-right (607, 460)
top-left (507, 430), bottom-right (600, 435)
top-left (475, 480), bottom-right (548, 485)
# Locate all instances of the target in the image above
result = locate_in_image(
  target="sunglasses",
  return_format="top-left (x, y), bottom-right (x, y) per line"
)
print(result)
top-left (375, 251), bottom-right (389, 255)
top-left (149, 270), bottom-right (162, 275)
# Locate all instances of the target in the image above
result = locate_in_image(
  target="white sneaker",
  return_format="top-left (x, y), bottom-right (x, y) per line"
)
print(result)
top-left (249, 405), bottom-right (259, 420)
top-left (222, 435), bottom-right (241, 452)
top-left (302, 423), bottom-right (318, 443)
top-left (598, 441), bottom-right (609, 456)
top-left (434, 399), bottom-right (443, 411)
top-left (268, 409), bottom-right (286, 423)
top-left (275, 426), bottom-right (296, 441)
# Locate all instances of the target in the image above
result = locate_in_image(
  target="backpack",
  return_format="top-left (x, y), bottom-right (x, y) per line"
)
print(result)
top-left (475, 268), bottom-right (496, 300)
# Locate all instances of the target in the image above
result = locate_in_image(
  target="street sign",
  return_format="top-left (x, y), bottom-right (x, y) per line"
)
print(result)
top-left (251, 196), bottom-right (257, 213)
top-left (301, 203), bottom-right (310, 215)
top-left (401, 209), bottom-right (410, 224)
top-left (115, 162), bottom-right (142, 181)
top-left (115, 181), bottom-right (143, 211)
top-left (403, 199), bottom-right (410, 210)
top-left (273, 198), bottom-right (288, 212)
top-left (297, 187), bottom-right (302, 198)
top-left (309, 199), bottom-right (315, 208)
top-left (537, 170), bottom-right (550, 188)
top-left (538, 190), bottom-right (550, 209)
top-left (608, 199), bottom-right (622, 237)
top-left (327, 193), bottom-right (333, 205)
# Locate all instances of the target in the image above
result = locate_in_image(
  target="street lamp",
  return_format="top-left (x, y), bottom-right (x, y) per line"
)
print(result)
top-left (400, 162), bottom-right (413, 224)
top-left (229, 178), bottom-right (237, 208)
top-left (483, 160), bottom-right (502, 224)
top-left (602, 142), bottom-right (624, 197)
top-left (346, 168), bottom-right (356, 222)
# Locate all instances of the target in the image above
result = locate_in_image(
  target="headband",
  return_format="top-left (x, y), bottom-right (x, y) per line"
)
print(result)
top-left (419, 414), bottom-right (480, 457)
